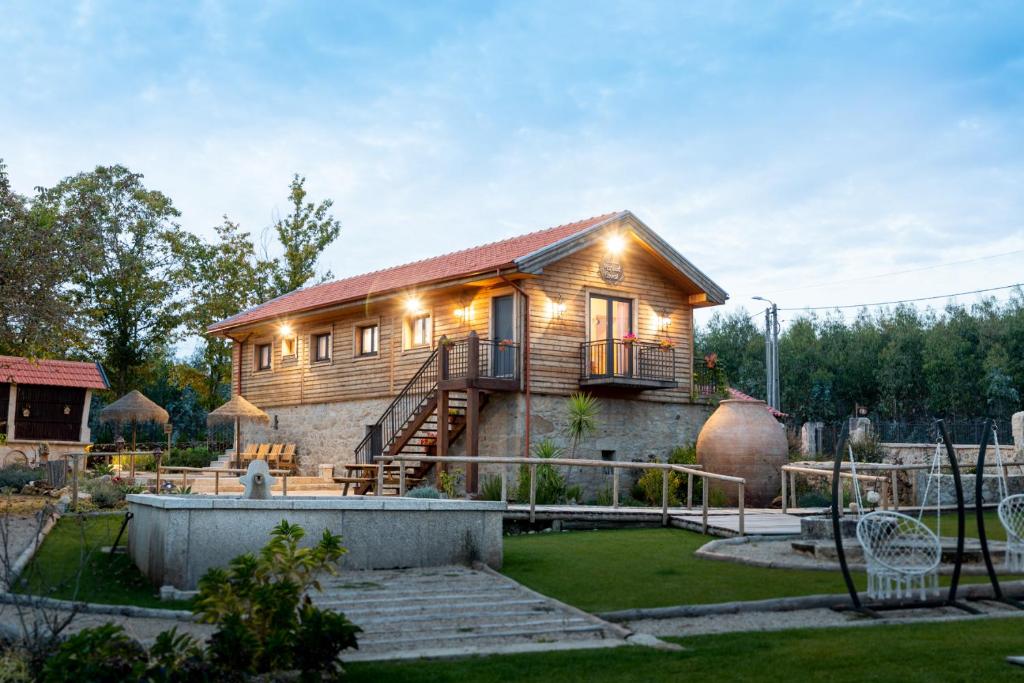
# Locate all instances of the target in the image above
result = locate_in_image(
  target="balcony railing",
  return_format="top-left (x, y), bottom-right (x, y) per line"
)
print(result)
top-left (440, 333), bottom-right (521, 385)
top-left (579, 339), bottom-right (676, 389)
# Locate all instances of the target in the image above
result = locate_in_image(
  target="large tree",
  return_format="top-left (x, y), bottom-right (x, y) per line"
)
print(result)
top-left (173, 218), bottom-right (269, 408)
top-left (39, 165), bottom-right (185, 395)
top-left (0, 160), bottom-right (95, 357)
top-left (267, 174), bottom-right (342, 298)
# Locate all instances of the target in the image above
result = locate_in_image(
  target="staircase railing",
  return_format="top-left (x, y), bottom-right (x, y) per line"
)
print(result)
top-left (354, 347), bottom-right (440, 464)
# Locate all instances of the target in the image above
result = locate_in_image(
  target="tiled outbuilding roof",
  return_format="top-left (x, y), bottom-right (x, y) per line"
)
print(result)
top-left (0, 355), bottom-right (109, 390)
top-left (209, 212), bottom-right (624, 334)
top-left (727, 387), bottom-right (788, 418)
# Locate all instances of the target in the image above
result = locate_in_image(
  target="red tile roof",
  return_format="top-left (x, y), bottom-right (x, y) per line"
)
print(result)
top-left (727, 387), bottom-right (788, 418)
top-left (209, 212), bottom-right (623, 333)
top-left (0, 356), bottom-right (109, 390)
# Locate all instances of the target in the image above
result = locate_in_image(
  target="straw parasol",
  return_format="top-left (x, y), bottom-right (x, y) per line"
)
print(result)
top-left (100, 390), bottom-right (170, 477)
top-left (207, 394), bottom-right (270, 468)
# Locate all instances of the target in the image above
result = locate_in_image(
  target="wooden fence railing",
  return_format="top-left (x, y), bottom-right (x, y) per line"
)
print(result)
top-left (376, 454), bottom-right (747, 535)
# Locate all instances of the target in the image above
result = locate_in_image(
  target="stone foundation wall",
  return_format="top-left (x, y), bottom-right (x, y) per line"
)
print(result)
top-left (245, 392), bottom-right (711, 487)
top-left (240, 398), bottom-right (392, 474)
top-left (451, 393), bottom-right (711, 498)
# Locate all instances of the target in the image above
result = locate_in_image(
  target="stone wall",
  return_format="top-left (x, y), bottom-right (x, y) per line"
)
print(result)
top-left (450, 393), bottom-right (711, 498)
top-left (240, 398), bottom-right (392, 474)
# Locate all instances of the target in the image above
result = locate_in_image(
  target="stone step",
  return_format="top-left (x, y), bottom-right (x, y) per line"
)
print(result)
top-left (358, 623), bottom-right (606, 650)
top-left (354, 615), bottom-right (592, 636)
top-left (316, 597), bottom-right (550, 616)
top-left (322, 605), bottom-right (575, 628)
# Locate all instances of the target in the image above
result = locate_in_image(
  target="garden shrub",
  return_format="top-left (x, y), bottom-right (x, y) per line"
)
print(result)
top-left (636, 467), bottom-right (682, 506)
top-left (515, 439), bottom-right (568, 504)
top-left (406, 486), bottom-right (442, 499)
top-left (850, 433), bottom-right (885, 464)
top-left (86, 481), bottom-right (124, 508)
top-left (478, 475), bottom-right (503, 501)
top-left (43, 622), bottom-right (147, 682)
top-left (164, 447), bottom-right (215, 469)
top-left (0, 466), bottom-right (40, 493)
top-left (195, 520), bottom-right (360, 678)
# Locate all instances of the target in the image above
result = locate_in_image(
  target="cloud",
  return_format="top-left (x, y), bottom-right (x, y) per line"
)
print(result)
top-left (1, 0), bottom-right (1022, 339)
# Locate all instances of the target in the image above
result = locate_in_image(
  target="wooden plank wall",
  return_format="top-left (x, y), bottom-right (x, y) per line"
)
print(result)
top-left (232, 240), bottom-right (699, 407)
top-left (524, 241), bottom-right (695, 403)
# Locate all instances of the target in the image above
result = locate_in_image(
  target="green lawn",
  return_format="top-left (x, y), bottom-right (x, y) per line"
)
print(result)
top-left (503, 527), bottom-right (1017, 613)
top-left (17, 514), bottom-right (192, 610)
top-left (923, 509), bottom-right (1007, 541)
top-left (503, 528), bottom-right (862, 612)
top-left (346, 618), bottom-right (1024, 682)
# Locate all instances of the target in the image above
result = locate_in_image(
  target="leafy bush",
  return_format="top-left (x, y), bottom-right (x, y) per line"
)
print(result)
top-left (43, 622), bottom-right (146, 682)
top-left (636, 467), bottom-right (681, 506)
top-left (850, 433), bottom-right (885, 464)
top-left (0, 648), bottom-right (30, 682)
top-left (478, 475), bottom-right (503, 501)
top-left (406, 486), bottom-right (442, 499)
top-left (164, 447), bottom-right (215, 469)
top-left (0, 466), bottom-right (39, 493)
top-left (195, 520), bottom-right (360, 678)
top-left (515, 439), bottom-right (568, 504)
top-left (88, 462), bottom-right (115, 477)
top-left (438, 469), bottom-right (460, 498)
top-left (87, 481), bottom-right (124, 508)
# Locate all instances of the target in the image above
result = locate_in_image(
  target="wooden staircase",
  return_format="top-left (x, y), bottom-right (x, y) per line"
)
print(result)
top-left (353, 331), bottom-right (518, 495)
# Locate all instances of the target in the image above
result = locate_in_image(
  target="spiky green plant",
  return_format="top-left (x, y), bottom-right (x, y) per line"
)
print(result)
top-left (566, 392), bottom-right (599, 459)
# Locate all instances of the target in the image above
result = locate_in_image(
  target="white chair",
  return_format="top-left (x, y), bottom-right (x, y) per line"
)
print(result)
top-left (856, 510), bottom-right (941, 600)
top-left (998, 494), bottom-right (1024, 572)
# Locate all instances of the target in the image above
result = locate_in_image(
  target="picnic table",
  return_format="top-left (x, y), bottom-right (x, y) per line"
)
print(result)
top-left (334, 463), bottom-right (423, 495)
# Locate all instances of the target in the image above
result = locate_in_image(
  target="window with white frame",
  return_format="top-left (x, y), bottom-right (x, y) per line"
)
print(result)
top-left (312, 332), bottom-right (332, 363)
top-left (255, 343), bottom-right (272, 371)
top-left (357, 324), bottom-right (379, 356)
top-left (406, 313), bottom-right (431, 349)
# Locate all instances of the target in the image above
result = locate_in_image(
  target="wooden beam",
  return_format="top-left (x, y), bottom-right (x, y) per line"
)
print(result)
top-left (466, 388), bottom-right (480, 493)
top-left (687, 293), bottom-right (709, 305)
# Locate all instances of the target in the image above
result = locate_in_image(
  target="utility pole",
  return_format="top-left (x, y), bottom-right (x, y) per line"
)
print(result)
top-left (753, 296), bottom-right (781, 412)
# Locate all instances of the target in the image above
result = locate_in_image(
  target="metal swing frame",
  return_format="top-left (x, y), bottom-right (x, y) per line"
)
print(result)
top-left (974, 417), bottom-right (1024, 609)
top-left (830, 418), bottom-right (977, 616)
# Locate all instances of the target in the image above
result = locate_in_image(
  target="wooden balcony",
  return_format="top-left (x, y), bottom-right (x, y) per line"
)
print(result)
top-left (579, 339), bottom-right (677, 390)
top-left (439, 333), bottom-right (521, 392)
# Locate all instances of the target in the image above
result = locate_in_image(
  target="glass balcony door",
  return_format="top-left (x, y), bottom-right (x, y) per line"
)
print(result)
top-left (491, 294), bottom-right (516, 378)
top-left (589, 295), bottom-right (633, 377)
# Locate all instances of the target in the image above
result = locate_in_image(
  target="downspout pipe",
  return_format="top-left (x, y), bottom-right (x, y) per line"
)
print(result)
top-left (497, 269), bottom-right (531, 459)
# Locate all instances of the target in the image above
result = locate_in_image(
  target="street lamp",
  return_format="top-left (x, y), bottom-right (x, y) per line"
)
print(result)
top-left (752, 296), bottom-right (780, 412)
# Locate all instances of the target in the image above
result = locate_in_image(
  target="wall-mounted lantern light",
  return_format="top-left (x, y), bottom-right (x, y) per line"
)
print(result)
top-left (656, 310), bottom-right (671, 333)
top-left (605, 233), bottom-right (626, 255)
top-left (21, 406), bottom-right (30, 418)
top-left (453, 298), bottom-right (472, 325)
top-left (550, 295), bottom-right (567, 320)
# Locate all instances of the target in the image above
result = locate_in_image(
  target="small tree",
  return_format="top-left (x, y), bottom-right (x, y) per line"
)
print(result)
top-left (565, 392), bottom-right (599, 459)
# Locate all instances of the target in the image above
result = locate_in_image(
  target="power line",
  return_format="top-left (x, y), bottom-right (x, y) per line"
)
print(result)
top-left (764, 248), bottom-right (1024, 295)
top-left (777, 283), bottom-right (1023, 312)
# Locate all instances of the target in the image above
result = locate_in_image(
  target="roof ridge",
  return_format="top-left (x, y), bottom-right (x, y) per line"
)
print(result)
top-left (213, 212), bottom-right (620, 328)
top-left (295, 211), bottom-right (620, 294)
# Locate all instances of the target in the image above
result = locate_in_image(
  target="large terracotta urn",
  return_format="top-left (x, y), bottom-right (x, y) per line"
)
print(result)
top-left (696, 399), bottom-right (788, 507)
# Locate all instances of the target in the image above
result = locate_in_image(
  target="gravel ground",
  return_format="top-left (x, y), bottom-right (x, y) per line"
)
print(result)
top-left (626, 600), bottom-right (1024, 638)
top-left (1, 513), bottom-right (53, 569)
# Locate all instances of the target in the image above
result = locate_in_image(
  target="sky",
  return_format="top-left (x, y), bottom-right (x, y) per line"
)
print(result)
top-left (2, 1), bottom-right (1023, 336)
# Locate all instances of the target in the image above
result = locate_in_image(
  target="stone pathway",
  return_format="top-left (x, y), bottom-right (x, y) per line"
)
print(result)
top-left (625, 599), bottom-right (1024, 639)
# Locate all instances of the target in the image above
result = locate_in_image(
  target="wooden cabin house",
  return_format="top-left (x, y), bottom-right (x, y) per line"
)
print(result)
top-left (208, 211), bottom-right (728, 490)
top-left (0, 355), bottom-right (109, 465)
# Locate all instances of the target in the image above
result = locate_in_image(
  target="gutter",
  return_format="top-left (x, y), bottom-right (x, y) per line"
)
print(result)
top-left (497, 268), bottom-right (531, 459)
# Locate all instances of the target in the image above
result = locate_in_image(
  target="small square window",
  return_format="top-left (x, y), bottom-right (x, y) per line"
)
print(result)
top-left (255, 344), bottom-right (272, 371)
top-left (408, 314), bottom-right (431, 348)
top-left (313, 333), bottom-right (332, 363)
top-left (358, 325), bottom-right (379, 356)
top-left (281, 336), bottom-right (297, 357)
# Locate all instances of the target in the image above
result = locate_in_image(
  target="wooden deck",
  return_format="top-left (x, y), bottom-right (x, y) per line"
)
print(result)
top-left (506, 504), bottom-right (818, 537)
